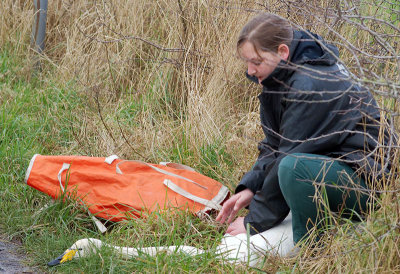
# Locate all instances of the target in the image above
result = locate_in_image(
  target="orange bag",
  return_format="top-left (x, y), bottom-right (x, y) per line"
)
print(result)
top-left (25, 154), bottom-right (230, 222)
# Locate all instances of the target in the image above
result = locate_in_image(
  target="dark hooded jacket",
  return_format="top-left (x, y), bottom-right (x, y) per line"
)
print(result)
top-left (236, 30), bottom-right (392, 235)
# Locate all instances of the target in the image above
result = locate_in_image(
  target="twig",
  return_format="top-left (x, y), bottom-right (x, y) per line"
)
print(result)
top-left (93, 86), bottom-right (117, 144)
top-left (115, 114), bottom-right (148, 161)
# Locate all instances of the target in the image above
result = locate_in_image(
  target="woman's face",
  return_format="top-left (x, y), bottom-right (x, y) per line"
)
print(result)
top-left (239, 41), bottom-right (283, 84)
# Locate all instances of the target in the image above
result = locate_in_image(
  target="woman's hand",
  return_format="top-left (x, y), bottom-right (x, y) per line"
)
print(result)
top-left (226, 217), bottom-right (246, 235)
top-left (216, 188), bottom-right (254, 224)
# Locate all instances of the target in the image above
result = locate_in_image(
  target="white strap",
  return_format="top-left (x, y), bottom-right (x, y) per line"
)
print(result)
top-left (91, 215), bottom-right (107, 234)
top-left (159, 162), bottom-right (196, 172)
top-left (25, 154), bottom-right (40, 183)
top-left (163, 179), bottom-right (221, 210)
top-left (105, 155), bottom-right (119, 164)
top-left (57, 163), bottom-right (70, 192)
top-left (116, 160), bottom-right (207, 190)
top-left (57, 163), bottom-right (107, 234)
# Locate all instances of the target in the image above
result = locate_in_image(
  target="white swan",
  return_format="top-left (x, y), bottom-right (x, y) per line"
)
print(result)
top-left (48, 213), bottom-right (294, 267)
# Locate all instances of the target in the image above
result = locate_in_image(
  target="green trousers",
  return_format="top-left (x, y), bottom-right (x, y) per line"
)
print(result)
top-left (278, 153), bottom-right (370, 243)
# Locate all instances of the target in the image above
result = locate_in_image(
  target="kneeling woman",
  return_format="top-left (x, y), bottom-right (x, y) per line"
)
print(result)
top-left (216, 13), bottom-right (392, 244)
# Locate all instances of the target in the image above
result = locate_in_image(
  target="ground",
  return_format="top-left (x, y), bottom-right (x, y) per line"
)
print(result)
top-left (0, 234), bottom-right (36, 273)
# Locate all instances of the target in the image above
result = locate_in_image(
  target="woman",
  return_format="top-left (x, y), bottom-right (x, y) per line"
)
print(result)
top-left (216, 13), bottom-right (391, 244)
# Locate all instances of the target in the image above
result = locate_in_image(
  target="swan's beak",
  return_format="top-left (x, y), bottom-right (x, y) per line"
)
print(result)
top-left (47, 249), bottom-right (77, 266)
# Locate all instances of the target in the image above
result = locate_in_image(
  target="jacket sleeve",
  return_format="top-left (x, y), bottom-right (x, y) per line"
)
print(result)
top-left (235, 103), bottom-right (280, 195)
top-left (244, 78), bottom-right (355, 234)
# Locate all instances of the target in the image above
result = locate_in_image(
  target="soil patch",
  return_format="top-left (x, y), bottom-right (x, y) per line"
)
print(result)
top-left (0, 234), bottom-right (37, 273)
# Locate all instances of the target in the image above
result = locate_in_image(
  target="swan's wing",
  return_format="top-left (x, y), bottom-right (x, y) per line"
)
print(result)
top-left (249, 212), bottom-right (294, 257)
top-left (216, 213), bottom-right (294, 267)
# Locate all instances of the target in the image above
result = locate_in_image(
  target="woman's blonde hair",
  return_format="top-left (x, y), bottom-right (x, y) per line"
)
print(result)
top-left (238, 13), bottom-right (293, 54)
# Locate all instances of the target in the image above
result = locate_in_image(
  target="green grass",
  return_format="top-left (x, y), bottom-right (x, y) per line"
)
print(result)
top-left (1, 1), bottom-right (399, 271)
top-left (0, 48), bottom-right (254, 273)
top-left (0, 49), bottom-right (95, 270)
top-left (1, 44), bottom-right (399, 272)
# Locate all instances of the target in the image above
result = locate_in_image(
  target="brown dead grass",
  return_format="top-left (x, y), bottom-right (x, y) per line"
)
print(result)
top-left (2, 0), bottom-right (399, 272)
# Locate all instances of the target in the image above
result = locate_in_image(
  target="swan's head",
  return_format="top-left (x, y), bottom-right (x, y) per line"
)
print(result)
top-left (48, 238), bottom-right (103, 266)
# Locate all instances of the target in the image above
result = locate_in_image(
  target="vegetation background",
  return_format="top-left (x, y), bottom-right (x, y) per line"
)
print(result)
top-left (0, 0), bottom-right (399, 272)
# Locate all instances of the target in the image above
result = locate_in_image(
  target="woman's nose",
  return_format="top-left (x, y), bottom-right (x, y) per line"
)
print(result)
top-left (247, 63), bottom-right (256, 75)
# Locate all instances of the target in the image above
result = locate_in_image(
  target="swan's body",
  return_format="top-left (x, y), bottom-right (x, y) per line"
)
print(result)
top-left (49, 213), bottom-right (294, 267)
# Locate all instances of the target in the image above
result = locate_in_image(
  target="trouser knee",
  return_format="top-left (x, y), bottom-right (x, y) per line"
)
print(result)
top-left (278, 153), bottom-right (304, 199)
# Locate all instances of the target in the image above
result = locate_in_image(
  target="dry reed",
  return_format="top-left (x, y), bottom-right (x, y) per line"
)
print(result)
top-left (2, 0), bottom-right (399, 272)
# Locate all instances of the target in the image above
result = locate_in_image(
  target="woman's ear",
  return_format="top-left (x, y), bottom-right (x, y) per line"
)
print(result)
top-left (277, 44), bottom-right (290, 61)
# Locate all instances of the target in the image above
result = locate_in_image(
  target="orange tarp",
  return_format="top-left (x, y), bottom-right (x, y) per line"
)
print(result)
top-left (25, 154), bottom-right (230, 221)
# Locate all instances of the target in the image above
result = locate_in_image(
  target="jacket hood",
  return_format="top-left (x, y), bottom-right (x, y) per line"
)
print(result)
top-left (289, 30), bottom-right (339, 66)
top-left (246, 30), bottom-right (339, 85)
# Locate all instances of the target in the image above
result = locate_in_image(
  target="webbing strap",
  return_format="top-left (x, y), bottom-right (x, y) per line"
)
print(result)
top-left (105, 155), bottom-right (119, 164)
top-left (159, 162), bottom-right (196, 172)
top-left (116, 160), bottom-right (207, 190)
top-left (57, 163), bottom-right (70, 192)
top-left (163, 179), bottom-right (221, 210)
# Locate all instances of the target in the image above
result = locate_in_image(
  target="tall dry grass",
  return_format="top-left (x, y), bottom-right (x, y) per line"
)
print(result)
top-left (36, 1), bottom-right (261, 167)
top-left (2, 0), bottom-right (399, 272)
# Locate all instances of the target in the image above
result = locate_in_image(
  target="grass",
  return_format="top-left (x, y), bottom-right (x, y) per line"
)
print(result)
top-left (0, 46), bottom-right (250, 273)
top-left (1, 0), bottom-right (399, 273)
